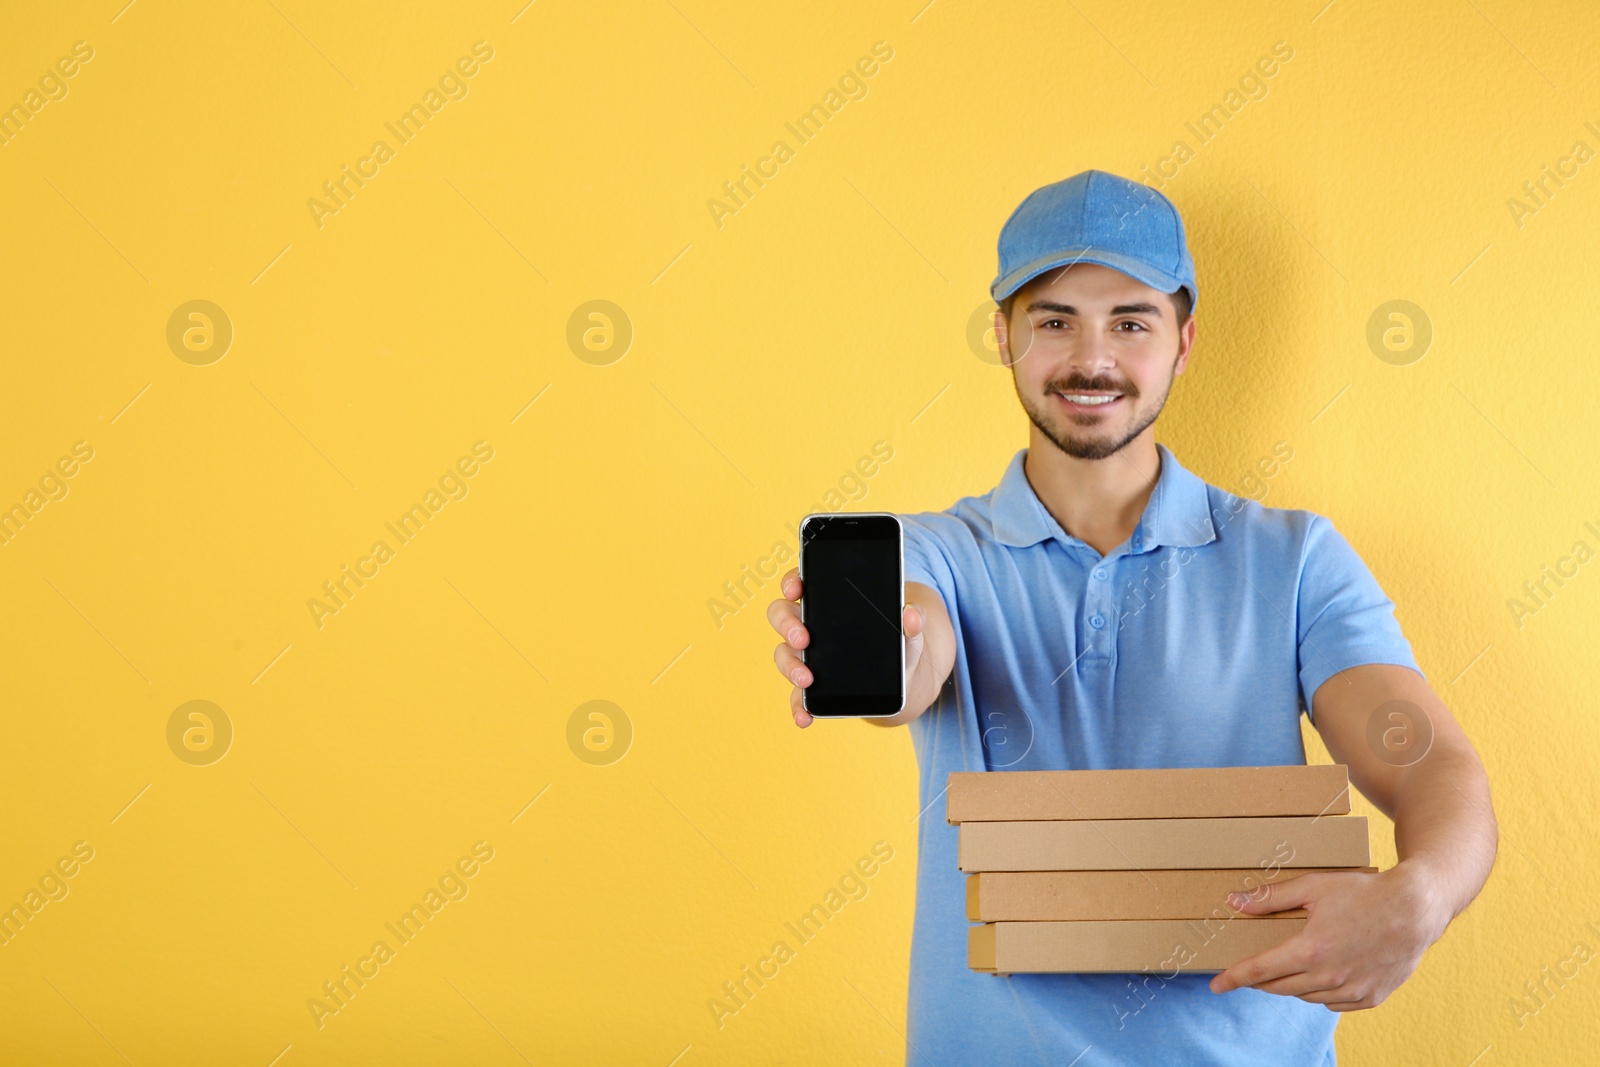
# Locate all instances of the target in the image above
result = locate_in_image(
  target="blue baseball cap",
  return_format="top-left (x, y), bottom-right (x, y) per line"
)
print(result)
top-left (991, 169), bottom-right (1197, 314)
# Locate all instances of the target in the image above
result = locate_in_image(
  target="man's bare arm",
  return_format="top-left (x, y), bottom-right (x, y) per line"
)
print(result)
top-left (768, 570), bottom-right (955, 729)
top-left (1209, 663), bottom-right (1499, 1007)
top-left (1310, 662), bottom-right (1499, 935)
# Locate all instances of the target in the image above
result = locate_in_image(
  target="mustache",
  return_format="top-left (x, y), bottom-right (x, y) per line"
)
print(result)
top-left (1046, 377), bottom-right (1136, 396)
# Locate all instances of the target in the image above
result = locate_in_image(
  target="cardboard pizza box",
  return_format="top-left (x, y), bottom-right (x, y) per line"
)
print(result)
top-left (966, 866), bottom-right (1380, 921)
top-left (958, 815), bottom-right (1370, 872)
top-left (947, 764), bottom-right (1351, 824)
top-left (969, 917), bottom-right (1309, 974)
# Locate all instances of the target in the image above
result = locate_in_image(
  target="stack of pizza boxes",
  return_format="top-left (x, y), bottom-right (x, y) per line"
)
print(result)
top-left (951, 764), bottom-right (1376, 974)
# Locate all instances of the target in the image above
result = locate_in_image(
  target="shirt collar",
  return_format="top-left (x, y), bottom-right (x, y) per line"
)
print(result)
top-left (990, 442), bottom-right (1217, 555)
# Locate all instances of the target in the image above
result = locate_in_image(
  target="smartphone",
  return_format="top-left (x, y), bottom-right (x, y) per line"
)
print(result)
top-left (797, 512), bottom-right (905, 717)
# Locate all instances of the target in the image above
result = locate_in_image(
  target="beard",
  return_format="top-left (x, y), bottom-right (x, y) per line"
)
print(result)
top-left (1015, 354), bottom-right (1177, 461)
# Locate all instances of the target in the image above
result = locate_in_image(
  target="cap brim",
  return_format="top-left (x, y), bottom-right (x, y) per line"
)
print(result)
top-left (991, 248), bottom-right (1188, 306)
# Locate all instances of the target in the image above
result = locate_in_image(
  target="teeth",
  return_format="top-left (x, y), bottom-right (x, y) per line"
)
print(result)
top-left (1059, 393), bottom-right (1120, 405)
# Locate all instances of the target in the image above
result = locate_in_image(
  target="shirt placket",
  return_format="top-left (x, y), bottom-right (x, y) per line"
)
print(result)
top-left (1081, 530), bottom-right (1144, 664)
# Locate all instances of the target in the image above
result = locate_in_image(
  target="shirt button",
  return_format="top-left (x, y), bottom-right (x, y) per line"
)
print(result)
top-left (1093, 567), bottom-right (1107, 580)
top-left (1089, 613), bottom-right (1104, 629)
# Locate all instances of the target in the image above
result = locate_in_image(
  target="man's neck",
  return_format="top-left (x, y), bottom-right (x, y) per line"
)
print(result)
top-left (1022, 427), bottom-right (1162, 558)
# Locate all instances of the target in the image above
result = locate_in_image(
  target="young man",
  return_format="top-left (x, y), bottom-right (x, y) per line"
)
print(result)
top-left (768, 170), bottom-right (1497, 1064)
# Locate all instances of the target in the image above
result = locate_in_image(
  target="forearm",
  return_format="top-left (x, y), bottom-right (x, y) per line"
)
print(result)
top-left (1388, 743), bottom-right (1499, 938)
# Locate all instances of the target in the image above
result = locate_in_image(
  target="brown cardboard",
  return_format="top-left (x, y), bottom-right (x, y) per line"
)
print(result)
top-left (965, 866), bottom-right (1381, 921)
top-left (969, 917), bottom-right (1308, 973)
top-left (947, 764), bottom-right (1351, 824)
top-left (958, 815), bottom-right (1370, 871)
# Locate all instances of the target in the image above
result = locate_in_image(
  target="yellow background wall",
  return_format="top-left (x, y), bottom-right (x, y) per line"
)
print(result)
top-left (0, 0), bottom-right (1594, 1062)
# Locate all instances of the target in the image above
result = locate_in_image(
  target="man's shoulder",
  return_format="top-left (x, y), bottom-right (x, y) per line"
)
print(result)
top-left (1198, 485), bottom-right (1380, 590)
top-left (1204, 484), bottom-right (1326, 544)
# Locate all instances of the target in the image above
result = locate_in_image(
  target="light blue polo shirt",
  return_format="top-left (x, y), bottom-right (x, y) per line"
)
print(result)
top-left (897, 442), bottom-right (1421, 1067)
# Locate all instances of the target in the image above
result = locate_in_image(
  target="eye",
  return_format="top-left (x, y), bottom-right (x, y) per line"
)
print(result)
top-left (1040, 318), bottom-right (1069, 330)
top-left (1114, 320), bottom-right (1149, 332)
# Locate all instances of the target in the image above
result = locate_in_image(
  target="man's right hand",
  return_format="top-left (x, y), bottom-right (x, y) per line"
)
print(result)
top-left (767, 567), bottom-right (953, 729)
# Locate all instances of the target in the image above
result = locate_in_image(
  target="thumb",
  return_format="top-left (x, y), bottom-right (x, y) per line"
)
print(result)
top-left (904, 603), bottom-right (925, 638)
top-left (1227, 874), bottom-right (1321, 915)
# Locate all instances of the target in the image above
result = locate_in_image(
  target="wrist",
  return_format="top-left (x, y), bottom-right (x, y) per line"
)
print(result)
top-left (1389, 855), bottom-right (1455, 943)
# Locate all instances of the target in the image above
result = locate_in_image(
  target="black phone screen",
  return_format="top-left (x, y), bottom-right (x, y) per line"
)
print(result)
top-left (800, 514), bottom-right (903, 717)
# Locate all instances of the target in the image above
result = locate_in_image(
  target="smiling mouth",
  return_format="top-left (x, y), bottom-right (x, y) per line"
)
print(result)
top-left (1052, 389), bottom-right (1125, 412)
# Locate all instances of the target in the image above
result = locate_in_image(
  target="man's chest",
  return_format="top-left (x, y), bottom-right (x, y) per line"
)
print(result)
top-left (948, 545), bottom-right (1308, 767)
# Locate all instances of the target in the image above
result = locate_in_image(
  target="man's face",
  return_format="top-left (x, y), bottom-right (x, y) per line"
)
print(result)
top-left (997, 262), bottom-right (1194, 461)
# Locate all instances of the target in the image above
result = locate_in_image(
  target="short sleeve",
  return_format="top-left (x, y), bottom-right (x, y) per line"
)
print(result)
top-left (900, 514), bottom-right (957, 612)
top-left (1295, 515), bottom-right (1422, 718)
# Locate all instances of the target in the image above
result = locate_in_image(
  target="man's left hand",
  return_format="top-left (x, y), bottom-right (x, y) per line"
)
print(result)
top-left (1207, 864), bottom-right (1447, 1011)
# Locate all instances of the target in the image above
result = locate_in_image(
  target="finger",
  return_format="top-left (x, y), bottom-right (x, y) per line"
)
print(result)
top-left (903, 603), bottom-right (925, 639)
top-left (1320, 999), bottom-right (1372, 1012)
top-left (766, 596), bottom-right (807, 647)
top-left (768, 598), bottom-right (806, 646)
top-left (774, 642), bottom-right (812, 688)
top-left (1247, 971), bottom-right (1328, 998)
top-left (1209, 936), bottom-right (1314, 993)
top-left (790, 684), bottom-right (813, 728)
top-left (1287, 984), bottom-right (1360, 1004)
top-left (1228, 872), bottom-right (1326, 915)
top-left (779, 568), bottom-right (802, 601)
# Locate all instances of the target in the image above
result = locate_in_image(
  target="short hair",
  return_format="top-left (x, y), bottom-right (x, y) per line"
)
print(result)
top-left (999, 284), bottom-right (1192, 330)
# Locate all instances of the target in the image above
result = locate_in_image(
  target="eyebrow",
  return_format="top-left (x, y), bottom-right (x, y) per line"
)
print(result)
top-left (1024, 300), bottom-right (1164, 318)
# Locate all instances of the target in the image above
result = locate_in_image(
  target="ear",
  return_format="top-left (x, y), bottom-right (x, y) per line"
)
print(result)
top-left (1173, 314), bottom-right (1197, 375)
top-left (994, 309), bottom-right (1015, 368)
top-left (996, 308), bottom-right (1035, 369)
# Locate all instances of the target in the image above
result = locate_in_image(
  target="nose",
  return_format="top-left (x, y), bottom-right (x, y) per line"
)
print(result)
top-left (1066, 325), bottom-right (1117, 377)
